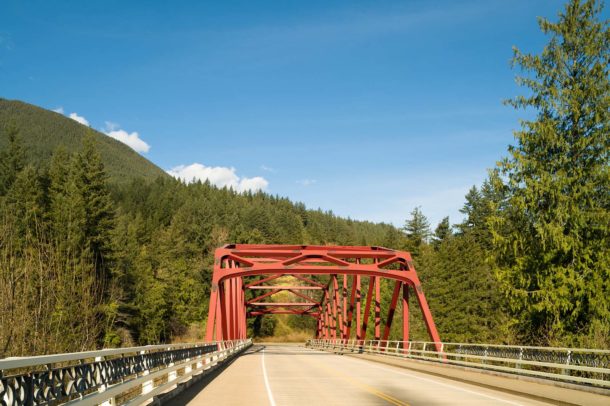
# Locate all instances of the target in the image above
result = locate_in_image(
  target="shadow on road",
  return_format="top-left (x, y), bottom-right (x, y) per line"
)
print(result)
top-left (161, 346), bottom-right (261, 406)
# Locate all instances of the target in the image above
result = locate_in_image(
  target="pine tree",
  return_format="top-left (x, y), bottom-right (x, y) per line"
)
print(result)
top-left (491, 0), bottom-right (610, 346)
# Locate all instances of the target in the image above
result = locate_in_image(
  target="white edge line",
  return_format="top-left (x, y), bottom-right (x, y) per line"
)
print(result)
top-left (262, 348), bottom-right (277, 406)
top-left (343, 355), bottom-right (527, 406)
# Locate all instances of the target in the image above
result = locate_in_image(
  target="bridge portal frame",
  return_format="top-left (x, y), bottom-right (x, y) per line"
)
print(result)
top-left (205, 244), bottom-right (442, 351)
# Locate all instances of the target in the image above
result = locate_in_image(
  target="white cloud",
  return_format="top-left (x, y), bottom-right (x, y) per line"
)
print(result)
top-left (69, 112), bottom-right (89, 126)
top-left (238, 176), bottom-right (269, 192)
top-left (297, 179), bottom-right (317, 186)
top-left (167, 163), bottom-right (269, 193)
top-left (53, 106), bottom-right (64, 114)
top-left (102, 122), bottom-right (150, 153)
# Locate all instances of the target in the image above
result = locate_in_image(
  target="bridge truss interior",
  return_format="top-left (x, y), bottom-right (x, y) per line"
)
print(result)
top-left (205, 244), bottom-right (441, 350)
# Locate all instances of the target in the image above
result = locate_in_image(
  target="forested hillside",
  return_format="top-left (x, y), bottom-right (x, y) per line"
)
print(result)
top-left (0, 125), bottom-right (405, 356)
top-left (0, 99), bottom-right (167, 184)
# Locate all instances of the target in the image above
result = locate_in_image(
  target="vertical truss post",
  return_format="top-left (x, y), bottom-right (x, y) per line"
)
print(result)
top-left (335, 278), bottom-right (344, 340)
top-left (232, 275), bottom-right (238, 339)
top-left (205, 276), bottom-right (219, 341)
top-left (344, 275), bottom-right (358, 339)
top-left (360, 276), bottom-right (375, 342)
top-left (382, 281), bottom-right (402, 341)
top-left (324, 300), bottom-right (331, 339)
top-left (374, 276), bottom-right (381, 341)
top-left (238, 277), bottom-right (244, 338)
top-left (341, 275), bottom-right (347, 341)
top-left (215, 291), bottom-right (223, 340)
top-left (402, 284), bottom-right (410, 343)
top-left (355, 275), bottom-right (361, 341)
top-left (331, 275), bottom-right (338, 339)
top-left (413, 283), bottom-right (442, 350)
top-left (219, 279), bottom-right (228, 341)
top-left (227, 278), bottom-right (234, 339)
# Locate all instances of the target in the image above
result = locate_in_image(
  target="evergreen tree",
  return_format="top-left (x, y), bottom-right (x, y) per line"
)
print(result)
top-left (4, 165), bottom-right (45, 247)
top-left (74, 135), bottom-right (115, 282)
top-left (458, 186), bottom-right (483, 233)
top-left (432, 216), bottom-right (452, 249)
top-left (491, 0), bottom-right (610, 346)
top-left (48, 148), bottom-right (86, 255)
top-left (0, 124), bottom-right (25, 196)
top-left (402, 207), bottom-right (431, 255)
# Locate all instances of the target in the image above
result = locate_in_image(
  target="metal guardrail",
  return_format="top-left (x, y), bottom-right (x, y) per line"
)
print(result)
top-left (307, 339), bottom-right (610, 388)
top-left (0, 339), bottom-right (252, 405)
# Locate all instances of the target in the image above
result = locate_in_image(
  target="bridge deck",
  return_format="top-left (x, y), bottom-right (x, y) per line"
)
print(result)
top-left (168, 344), bottom-right (589, 406)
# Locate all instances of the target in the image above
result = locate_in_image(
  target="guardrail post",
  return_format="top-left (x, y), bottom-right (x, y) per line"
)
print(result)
top-left (516, 347), bottom-right (523, 370)
top-left (562, 350), bottom-right (572, 376)
top-left (141, 370), bottom-right (153, 396)
top-left (168, 362), bottom-right (177, 382)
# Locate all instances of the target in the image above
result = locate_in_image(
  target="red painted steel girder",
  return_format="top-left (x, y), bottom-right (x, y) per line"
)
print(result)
top-left (248, 302), bottom-right (318, 306)
top-left (205, 244), bottom-right (442, 351)
top-left (248, 286), bottom-right (323, 290)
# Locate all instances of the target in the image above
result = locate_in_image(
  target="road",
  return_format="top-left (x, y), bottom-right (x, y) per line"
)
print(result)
top-left (171, 344), bottom-right (562, 406)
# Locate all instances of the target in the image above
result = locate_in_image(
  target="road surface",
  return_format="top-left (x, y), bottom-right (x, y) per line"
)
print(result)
top-left (170, 344), bottom-right (569, 405)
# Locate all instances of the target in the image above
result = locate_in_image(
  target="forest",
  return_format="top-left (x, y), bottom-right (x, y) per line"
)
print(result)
top-left (0, 0), bottom-right (608, 357)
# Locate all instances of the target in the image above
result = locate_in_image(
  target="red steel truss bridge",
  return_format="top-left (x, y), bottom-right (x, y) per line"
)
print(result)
top-left (205, 244), bottom-right (441, 347)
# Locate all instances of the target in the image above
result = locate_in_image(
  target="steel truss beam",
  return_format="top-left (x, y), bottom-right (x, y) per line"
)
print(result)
top-left (205, 244), bottom-right (441, 351)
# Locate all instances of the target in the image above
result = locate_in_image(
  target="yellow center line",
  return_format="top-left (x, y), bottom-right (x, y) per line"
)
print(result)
top-left (297, 354), bottom-right (410, 406)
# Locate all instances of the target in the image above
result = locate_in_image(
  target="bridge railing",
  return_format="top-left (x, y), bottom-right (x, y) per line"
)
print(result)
top-left (306, 339), bottom-right (610, 388)
top-left (0, 339), bottom-right (252, 406)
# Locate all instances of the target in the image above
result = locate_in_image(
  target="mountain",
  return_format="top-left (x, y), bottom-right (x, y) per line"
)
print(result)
top-left (0, 98), bottom-right (168, 183)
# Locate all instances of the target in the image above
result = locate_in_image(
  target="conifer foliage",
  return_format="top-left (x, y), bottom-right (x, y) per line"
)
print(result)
top-left (491, 0), bottom-right (609, 346)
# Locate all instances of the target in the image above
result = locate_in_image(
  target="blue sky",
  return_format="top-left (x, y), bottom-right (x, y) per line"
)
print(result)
top-left (0, 0), bottom-right (576, 227)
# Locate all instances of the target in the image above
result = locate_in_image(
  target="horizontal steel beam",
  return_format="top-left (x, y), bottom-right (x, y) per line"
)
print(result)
top-left (247, 302), bottom-right (318, 306)
top-left (247, 286), bottom-right (323, 290)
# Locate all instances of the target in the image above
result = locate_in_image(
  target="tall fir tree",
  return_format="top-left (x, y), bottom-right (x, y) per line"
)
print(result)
top-left (4, 165), bottom-right (46, 247)
top-left (402, 207), bottom-right (431, 255)
top-left (48, 148), bottom-right (87, 255)
top-left (74, 135), bottom-right (115, 283)
top-left (491, 0), bottom-right (610, 346)
top-left (432, 216), bottom-right (452, 249)
top-left (0, 123), bottom-right (26, 196)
